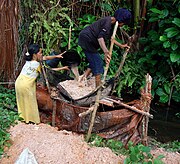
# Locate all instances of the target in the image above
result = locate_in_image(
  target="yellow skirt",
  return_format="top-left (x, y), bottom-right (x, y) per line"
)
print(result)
top-left (15, 75), bottom-right (40, 124)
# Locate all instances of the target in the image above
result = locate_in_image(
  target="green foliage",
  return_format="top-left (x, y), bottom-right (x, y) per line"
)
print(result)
top-left (108, 48), bottom-right (146, 97)
top-left (88, 135), bottom-right (164, 163)
top-left (138, 1), bottom-right (180, 104)
top-left (150, 139), bottom-right (180, 152)
top-left (0, 85), bottom-right (20, 158)
top-left (88, 134), bottom-right (127, 155)
top-left (124, 142), bottom-right (164, 164)
top-left (21, 0), bottom-right (180, 108)
top-left (77, 14), bottom-right (97, 29)
top-left (28, 2), bottom-right (73, 55)
top-left (160, 140), bottom-right (180, 152)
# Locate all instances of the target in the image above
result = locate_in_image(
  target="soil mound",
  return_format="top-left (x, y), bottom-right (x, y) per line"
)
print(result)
top-left (1, 122), bottom-right (180, 164)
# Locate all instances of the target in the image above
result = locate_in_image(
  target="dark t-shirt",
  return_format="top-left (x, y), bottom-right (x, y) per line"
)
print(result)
top-left (78, 16), bottom-right (113, 52)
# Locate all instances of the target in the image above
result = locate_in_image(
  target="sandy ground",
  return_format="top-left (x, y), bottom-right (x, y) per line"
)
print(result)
top-left (1, 122), bottom-right (180, 164)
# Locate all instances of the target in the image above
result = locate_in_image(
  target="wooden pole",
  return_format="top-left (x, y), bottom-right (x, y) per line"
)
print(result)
top-left (52, 99), bottom-right (57, 127)
top-left (40, 61), bottom-right (57, 127)
top-left (40, 62), bottom-right (50, 93)
top-left (141, 73), bottom-right (152, 145)
top-left (104, 97), bottom-right (153, 118)
top-left (79, 106), bottom-right (94, 117)
top-left (103, 21), bottom-right (119, 80)
top-left (112, 48), bottom-right (130, 92)
top-left (86, 21), bottom-right (119, 142)
top-left (112, 29), bottom-right (137, 92)
top-left (68, 25), bottom-right (71, 50)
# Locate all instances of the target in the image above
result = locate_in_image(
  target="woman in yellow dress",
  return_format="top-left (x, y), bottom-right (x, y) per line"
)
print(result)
top-left (15, 44), bottom-right (69, 124)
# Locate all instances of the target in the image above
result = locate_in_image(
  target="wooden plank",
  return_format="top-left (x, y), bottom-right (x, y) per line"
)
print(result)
top-left (99, 98), bottom-right (114, 107)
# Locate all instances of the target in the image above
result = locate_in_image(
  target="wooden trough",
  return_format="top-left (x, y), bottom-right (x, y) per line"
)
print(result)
top-left (37, 70), bottom-right (153, 147)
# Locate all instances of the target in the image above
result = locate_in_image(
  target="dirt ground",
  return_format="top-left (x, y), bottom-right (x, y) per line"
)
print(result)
top-left (1, 122), bottom-right (180, 164)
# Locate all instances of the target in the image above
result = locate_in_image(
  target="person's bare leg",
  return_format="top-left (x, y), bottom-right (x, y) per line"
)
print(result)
top-left (95, 74), bottom-right (101, 87)
top-left (84, 68), bottom-right (91, 79)
top-left (71, 66), bottom-right (80, 81)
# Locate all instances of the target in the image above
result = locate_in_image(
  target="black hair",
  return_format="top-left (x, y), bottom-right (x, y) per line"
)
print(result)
top-left (24, 44), bottom-right (40, 61)
top-left (114, 8), bottom-right (132, 25)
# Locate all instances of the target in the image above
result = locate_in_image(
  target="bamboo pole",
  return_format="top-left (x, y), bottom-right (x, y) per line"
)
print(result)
top-left (103, 21), bottom-right (119, 81)
top-left (86, 21), bottom-right (119, 142)
top-left (142, 73), bottom-right (152, 145)
top-left (134, 0), bottom-right (140, 27)
top-left (104, 97), bottom-right (153, 118)
top-left (79, 106), bottom-right (94, 117)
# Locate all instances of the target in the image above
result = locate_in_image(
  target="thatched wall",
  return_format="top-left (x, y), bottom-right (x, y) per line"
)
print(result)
top-left (0, 0), bottom-right (19, 82)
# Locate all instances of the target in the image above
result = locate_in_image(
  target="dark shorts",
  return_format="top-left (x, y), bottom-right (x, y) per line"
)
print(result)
top-left (84, 50), bottom-right (104, 76)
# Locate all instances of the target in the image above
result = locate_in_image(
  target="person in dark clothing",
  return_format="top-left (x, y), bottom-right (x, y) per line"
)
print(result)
top-left (78, 8), bottom-right (132, 87)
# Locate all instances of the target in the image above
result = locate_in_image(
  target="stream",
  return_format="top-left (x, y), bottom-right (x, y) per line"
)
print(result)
top-left (148, 103), bottom-right (180, 143)
top-left (121, 93), bottom-right (180, 143)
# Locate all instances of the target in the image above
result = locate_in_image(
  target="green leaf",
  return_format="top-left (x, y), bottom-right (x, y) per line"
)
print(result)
top-left (165, 27), bottom-right (179, 38)
top-left (153, 158), bottom-right (164, 164)
top-left (159, 35), bottom-right (167, 42)
top-left (147, 161), bottom-right (153, 164)
top-left (157, 155), bottom-right (165, 160)
top-left (162, 9), bottom-right (169, 18)
top-left (124, 158), bottom-right (130, 164)
top-left (141, 146), bottom-right (151, 153)
top-left (172, 91), bottom-right (180, 102)
top-left (128, 77), bottom-right (137, 87)
top-left (156, 88), bottom-right (166, 97)
top-left (164, 83), bottom-right (170, 94)
top-left (170, 52), bottom-right (180, 62)
top-left (171, 42), bottom-right (178, 50)
top-left (139, 37), bottom-right (148, 44)
top-left (163, 41), bottom-right (171, 48)
top-left (61, 42), bottom-right (68, 47)
top-left (76, 46), bottom-right (82, 55)
top-left (153, 79), bottom-right (158, 88)
top-left (160, 94), bottom-right (169, 103)
top-left (150, 8), bottom-right (162, 14)
top-left (149, 17), bottom-right (159, 22)
top-left (130, 153), bottom-right (138, 162)
top-left (172, 18), bottom-right (180, 27)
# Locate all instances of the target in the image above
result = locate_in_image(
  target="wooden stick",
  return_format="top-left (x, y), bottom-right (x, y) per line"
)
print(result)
top-left (68, 25), bottom-right (72, 50)
top-left (113, 30), bottom-right (137, 91)
top-left (40, 62), bottom-right (50, 93)
top-left (86, 21), bottom-right (119, 142)
top-left (114, 48), bottom-right (130, 80)
top-left (79, 106), bottom-right (94, 117)
top-left (141, 73), bottom-right (152, 145)
top-left (103, 21), bottom-right (119, 81)
top-left (112, 48), bottom-right (129, 92)
top-left (52, 99), bottom-right (57, 127)
top-left (0, 82), bottom-right (15, 85)
top-left (104, 97), bottom-right (153, 119)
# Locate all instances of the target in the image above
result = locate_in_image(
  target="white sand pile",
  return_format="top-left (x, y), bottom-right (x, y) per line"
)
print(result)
top-left (59, 76), bottom-right (96, 100)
